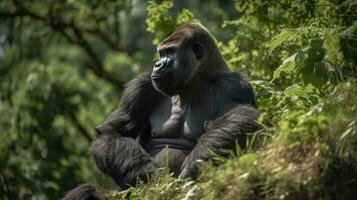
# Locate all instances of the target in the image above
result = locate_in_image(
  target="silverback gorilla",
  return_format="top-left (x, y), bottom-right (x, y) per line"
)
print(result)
top-left (63, 23), bottom-right (259, 199)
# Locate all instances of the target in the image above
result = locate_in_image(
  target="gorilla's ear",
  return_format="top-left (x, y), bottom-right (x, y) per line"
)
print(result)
top-left (193, 43), bottom-right (203, 59)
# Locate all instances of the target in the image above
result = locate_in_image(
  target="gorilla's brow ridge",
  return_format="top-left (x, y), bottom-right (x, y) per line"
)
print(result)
top-left (157, 44), bottom-right (179, 52)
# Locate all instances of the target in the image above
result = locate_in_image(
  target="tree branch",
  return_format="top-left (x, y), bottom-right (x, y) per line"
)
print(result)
top-left (69, 23), bottom-right (124, 89)
top-left (68, 112), bottom-right (93, 142)
top-left (0, 168), bottom-right (14, 199)
top-left (113, 10), bottom-right (120, 46)
top-left (86, 27), bottom-right (120, 51)
top-left (0, 4), bottom-right (125, 89)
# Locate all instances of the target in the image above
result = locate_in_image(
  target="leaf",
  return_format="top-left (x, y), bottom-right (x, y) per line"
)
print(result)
top-left (340, 20), bottom-right (357, 38)
top-left (305, 83), bottom-right (319, 94)
top-left (341, 0), bottom-right (357, 9)
top-left (268, 29), bottom-right (298, 55)
top-left (284, 85), bottom-right (310, 99)
top-left (176, 9), bottom-right (197, 26)
top-left (300, 60), bottom-right (334, 89)
top-left (273, 50), bottom-right (306, 80)
top-left (314, 60), bottom-right (335, 78)
top-left (339, 121), bottom-right (356, 141)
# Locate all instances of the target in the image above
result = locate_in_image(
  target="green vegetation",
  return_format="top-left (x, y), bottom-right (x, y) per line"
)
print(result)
top-left (0, 0), bottom-right (356, 199)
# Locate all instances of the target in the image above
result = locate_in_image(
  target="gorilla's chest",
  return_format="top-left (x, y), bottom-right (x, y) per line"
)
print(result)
top-left (149, 94), bottom-right (215, 141)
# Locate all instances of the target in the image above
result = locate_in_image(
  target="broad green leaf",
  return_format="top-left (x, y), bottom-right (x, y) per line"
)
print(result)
top-left (273, 50), bottom-right (306, 80)
top-left (284, 85), bottom-right (310, 99)
top-left (268, 29), bottom-right (298, 55)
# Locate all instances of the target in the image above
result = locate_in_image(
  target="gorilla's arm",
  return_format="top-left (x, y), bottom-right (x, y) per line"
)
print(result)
top-left (91, 134), bottom-right (157, 187)
top-left (91, 72), bottom-right (163, 188)
top-left (179, 105), bottom-right (259, 179)
top-left (95, 72), bottom-right (162, 137)
top-left (179, 73), bottom-right (260, 179)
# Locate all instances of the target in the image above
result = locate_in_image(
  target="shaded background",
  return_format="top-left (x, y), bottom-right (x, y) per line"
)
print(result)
top-left (0, 0), bottom-right (356, 199)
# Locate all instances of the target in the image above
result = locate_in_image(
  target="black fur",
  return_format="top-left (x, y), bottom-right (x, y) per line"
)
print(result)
top-left (95, 72), bottom-right (163, 138)
top-left (178, 71), bottom-right (259, 180)
top-left (62, 183), bottom-right (104, 200)
top-left (61, 73), bottom-right (163, 198)
top-left (64, 72), bottom-right (259, 198)
top-left (90, 133), bottom-right (157, 188)
top-left (64, 73), bottom-right (162, 199)
top-left (214, 72), bottom-right (257, 115)
top-left (91, 72), bottom-right (163, 188)
top-left (179, 105), bottom-right (260, 180)
top-left (64, 23), bottom-right (260, 199)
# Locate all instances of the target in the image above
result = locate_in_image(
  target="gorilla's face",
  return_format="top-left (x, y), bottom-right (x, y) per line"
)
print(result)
top-left (151, 43), bottom-right (203, 96)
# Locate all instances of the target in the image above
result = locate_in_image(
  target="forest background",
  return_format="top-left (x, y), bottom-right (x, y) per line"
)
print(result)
top-left (0, 0), bottom-right (356, 199)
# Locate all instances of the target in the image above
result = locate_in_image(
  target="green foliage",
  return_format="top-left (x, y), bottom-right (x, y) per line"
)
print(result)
top-left (104, 52), bottom-right (141, 82)
top-left (268, 29), bottom-right (299, 56)
top-left (272, 50), bottom-right (306, 81)
top-left (0, 0), bottom-right (150, 199)
top-left (146, 0), bottom-right (175, 44)
top-left (0, 47), bottom-right (117, 199)
top-left (146, 0), bottom-right (199, 44)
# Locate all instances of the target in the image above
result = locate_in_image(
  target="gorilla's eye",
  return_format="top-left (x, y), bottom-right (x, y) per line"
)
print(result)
top-left (165, 48), bottom-right (175, 55)
top-left (159, 47), bottom-right (176, 58)
top-left (193, 43), bottom-right (203, 59)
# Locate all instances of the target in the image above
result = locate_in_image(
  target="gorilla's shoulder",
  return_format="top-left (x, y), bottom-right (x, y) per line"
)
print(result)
top-left (121, 72), bottom-right (164, 117)
top-left (215, 72), bottom-right (252, 90)
top-left (95, 72), bottom-right (164, 136)
top-left (213, 72), bottom-right (257, 108)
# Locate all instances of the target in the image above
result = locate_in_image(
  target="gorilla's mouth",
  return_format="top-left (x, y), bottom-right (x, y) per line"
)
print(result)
top-left (151, 75), bottom-right (167, 79)
top-left (151, 75), bottom-right (176, 96)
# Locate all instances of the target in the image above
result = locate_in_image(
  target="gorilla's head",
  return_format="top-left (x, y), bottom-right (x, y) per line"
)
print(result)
top-left (151, 23), bottom-right (228, 96)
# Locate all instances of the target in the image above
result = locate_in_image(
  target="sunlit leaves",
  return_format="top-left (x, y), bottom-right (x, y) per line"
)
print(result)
top-left (273, 50), bottom-right (306, 80)
top-left (268, 29), bottom-right (298, 55)
top-left (146, 0), bottom-right (199, 45)
top-left (283, 85), bottom-right (310, 100)
top-left (146, 0), bottom-right (175, 44)
top-left (104, 53), bottom-right (139, 82)
top-left (323, 31), bottom-right (345, 66)
top-left (176, 9), bottom-right (198, 26)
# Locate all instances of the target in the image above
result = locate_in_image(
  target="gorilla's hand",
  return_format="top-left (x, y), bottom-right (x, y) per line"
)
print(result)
top-left (178, 151), bottom-right (199, 180)
top-left (179, 105), bottom-right (260, 180)
top-left (178, 166), bottom-right (194, 180)
top-left (179, 140), bottom-right (218, 180)
top-left (91, 133), bottom-right (158, 187)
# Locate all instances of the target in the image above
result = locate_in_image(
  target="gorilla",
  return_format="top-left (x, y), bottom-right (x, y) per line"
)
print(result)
top-left (63, 23), bottom-right (259, 199)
